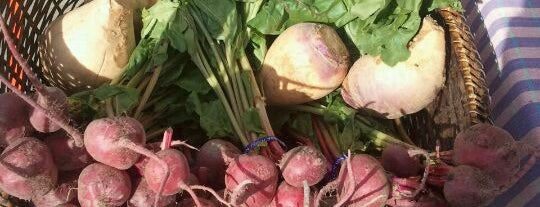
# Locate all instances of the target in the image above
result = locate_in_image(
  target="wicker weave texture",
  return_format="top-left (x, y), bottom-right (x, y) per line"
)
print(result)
top-left (403, 8), bottom-right (492, 150)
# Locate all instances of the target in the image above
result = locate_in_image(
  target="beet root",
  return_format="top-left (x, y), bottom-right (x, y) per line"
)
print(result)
top-left (452, 123), bottom-right (520, 186)
top-left (381, 144), bottom-right (422, 178)
top-left (443, 165), bottom-right (498, 207)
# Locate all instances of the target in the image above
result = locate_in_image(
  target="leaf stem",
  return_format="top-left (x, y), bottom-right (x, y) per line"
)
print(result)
top-left (134, 66), bottom-right (162, 119)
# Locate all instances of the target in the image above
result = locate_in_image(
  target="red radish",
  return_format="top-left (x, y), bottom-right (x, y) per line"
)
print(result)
top-left (225, 154), bottom-right (279, 207)
top-left (128, 178), bottom-right (176, 207)
top-left (44, 130), bottom-right (93, 171)
top-left (195, 139), bottom-right (241, 189)
top-left (0, 15), bottom-right (74, 136)
top-left (270, 181), bottom-right (314, 207)
top-left (83, 117), bottom-right (169, 206)
top-left (0, 137), bottom-right (58, 200)
top-left (452, 123), bottom-right (520, 186)
top-left (0, 93), bottom-right (31, 146)
top-left (381, 144), bottom-right (422, 178)
top-left (84, 117), bottom-right (155, 169)
top-left (279, 146), bottom-right (329, 188)
top-left (134, 131), bottom-right (197, 176)
top-left (32, 171), bottom-right (77, 207)
top-left (144, 149), bottom-right (190, 195)
top-left (335, 154), bottom-right (390, 207)
top-left (144, 128), bottom-right (228, 207)
top-left (29, 86), bottom-right (69, 133)
top-left (0, 63), bottom-right (83, 148)
top-left (77, 163), bottom-right (132, 207)
top-left (144, 148), bottom-right (218, 206)
top-left (0, 137), bottom-right (57, 200)
top-left (443, 165), bottom-right (497, 207)
top-left (0, 74), bottom-right (84, 147)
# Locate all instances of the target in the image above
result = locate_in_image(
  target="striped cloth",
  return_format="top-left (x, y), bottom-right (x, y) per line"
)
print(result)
top-left (461, 0), bottom-right (540, 206)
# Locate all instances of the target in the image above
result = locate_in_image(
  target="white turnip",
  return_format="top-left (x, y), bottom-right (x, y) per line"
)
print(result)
top-left (260, 23), bottom-right (350, 105)
top-left (341, 17), bottom-right (446, 119)
top-left (38, 0), bottom-right (140, 93)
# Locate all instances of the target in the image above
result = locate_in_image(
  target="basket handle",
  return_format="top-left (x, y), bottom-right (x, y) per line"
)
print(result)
top-left (438, 7), bottom-right (493, 125)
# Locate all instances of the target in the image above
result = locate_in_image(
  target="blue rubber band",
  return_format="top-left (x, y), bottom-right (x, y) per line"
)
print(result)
top-left (243, 135), bottom-right (287, 154)
top-left (330, 153), bottom-right (348, 179)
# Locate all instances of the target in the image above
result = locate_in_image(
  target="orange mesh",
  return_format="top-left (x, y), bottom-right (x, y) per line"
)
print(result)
top-left (6, 0), bottom-right (23, 90)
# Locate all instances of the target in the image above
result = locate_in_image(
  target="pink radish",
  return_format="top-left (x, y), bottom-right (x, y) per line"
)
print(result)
top-left (44, 130), bottom-right (93, 171)
top-left (279, 146), bottom-right (329, 187)
top-left (317, 153), bottom-right (390, 207)
top-left (195, 139), bottom-right (241, 189)
top-left (32, 170), bottom-right (78, 207)
top-left (128, 178), bottom-right (176, 207)
top-left (270, 181), bottom-right (314, 207)
top-left (0, 137), bottom-right (58, 200)
top-left (225, 154), bottom-right (279, 207)
top-left (0, 93), bottom-right (31, 146)
top-left (77, 163), bottom-right (132, 207)
top-left (143, 129), bottom-right (228, 207)
top-left (0, 15), bottom-right (83, 147)
top-left (0, 15), bottom-right (70, 134)
top-left (83, 117), bottom-right (169, 206)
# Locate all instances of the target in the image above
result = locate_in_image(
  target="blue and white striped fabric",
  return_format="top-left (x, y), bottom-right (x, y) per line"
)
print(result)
top-left (461, 0), bottom-right (540, 206)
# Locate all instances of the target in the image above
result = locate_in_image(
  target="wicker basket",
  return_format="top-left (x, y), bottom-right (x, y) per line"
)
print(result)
top-left (0, 0), bottom-right (492, 206)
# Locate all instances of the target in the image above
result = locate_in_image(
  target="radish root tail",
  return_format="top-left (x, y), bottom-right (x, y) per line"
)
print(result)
top-left (230, 180), bottom-right (255, 206)
top-left (190, 184), bottom-right (232, 207)
top-left (119, 138), bottom-right (169, 207)
top-left (180, 182), bottom-right (202, 207)
top-left (405, 149), bottom-right (429, 198)
top-left (303, 180), bottom-right (310, 207)
top-left (333, 150), bottom-right (355, 207)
